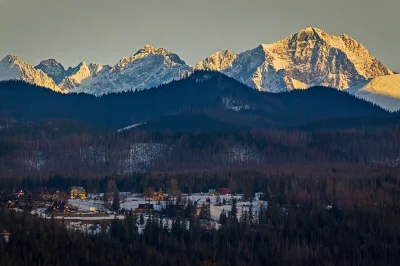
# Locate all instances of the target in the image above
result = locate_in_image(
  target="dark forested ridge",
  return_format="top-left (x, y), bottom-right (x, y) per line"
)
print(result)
top-left (0, 71), bottom-right (397, 131)
top-left (2, 71), bottom-right (400, 266)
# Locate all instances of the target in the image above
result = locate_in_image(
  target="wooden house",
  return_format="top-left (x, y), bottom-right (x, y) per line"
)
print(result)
top-left (217, 188), bottom-right (231, 195)
top-left (70, 186), bottom-right (87, 199)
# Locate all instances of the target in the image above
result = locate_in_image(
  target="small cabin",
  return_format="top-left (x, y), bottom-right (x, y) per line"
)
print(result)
top-left (208, 189), bottom-right (216, 196)
top-left (217, 188), bottom-right (231, 195)
top-left (70, 186), bottom-right (86, 199)
top-left (16, 189), bottom-right (25, 199)
top-left (136, 203), bottom-right (154, 214)
top-left (152, 189), bottom-right (164, 202)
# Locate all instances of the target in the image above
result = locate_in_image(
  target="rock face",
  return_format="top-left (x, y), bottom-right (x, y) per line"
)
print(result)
top-left (72, 45), bottom-right (192, 95)
top-left (59, 62), bottom-right (93, 91)
top-left (0, 55), bottom-right (65, 93)
top-left (35, 59), bottom-right (67, 84)
top-left (194, 27), bottom-right (393, 92)
top-left (194, 50), bottom-right (237, 71)
top-left (347, 74), bottom-right (400, 112)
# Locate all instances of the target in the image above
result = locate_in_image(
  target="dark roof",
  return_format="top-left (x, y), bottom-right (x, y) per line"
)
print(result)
top-left (138, 204), bottom-right (153, 209)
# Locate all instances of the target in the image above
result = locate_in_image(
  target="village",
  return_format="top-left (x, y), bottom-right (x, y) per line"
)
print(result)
top-left (0, 186), bottom-right (268, 234)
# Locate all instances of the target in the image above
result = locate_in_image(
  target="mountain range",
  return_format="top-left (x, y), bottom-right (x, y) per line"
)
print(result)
top-left (1, 71), bottom-right (398, 132)
top-left (0, 27), bottom-right (399, 111)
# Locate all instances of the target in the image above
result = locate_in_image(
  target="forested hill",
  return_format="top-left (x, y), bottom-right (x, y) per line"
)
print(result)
top-left (0, 71), bottom-right (395, 131)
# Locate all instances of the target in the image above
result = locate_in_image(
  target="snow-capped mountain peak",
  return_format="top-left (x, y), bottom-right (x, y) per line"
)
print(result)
top-left (35, 59), bottom-right (67, 83)
top-left (0, 55), bottom-right (65, 93)
top-left (195, 27), bottom-right (393, 92)
top-left (59, 61), bottom-right (93, 90)
top-left (70, 46), bottom-right (191, 95)
top-left (114, 45), bottom-right (187, 68)
top-left (193, 49), bottom-right (237, 71)
top-left (2, 54), bottom-right (23, 64)
top-left (134, 44), bottom-right (168, 55)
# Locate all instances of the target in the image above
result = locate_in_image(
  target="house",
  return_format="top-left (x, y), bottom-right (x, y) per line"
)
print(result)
top-left (136, 203), bottom-right (154, 214)
top-left (152, 188), bottom-right (164, 202)
top-left (70, 186), bottom-right (86, 199)
top-left (217, 188), bottom-right (230, 195)
top-left (41, 188), bottom-right (58, 201)
top-left (208, 189), bottom-right (216, 196)
top-left (53, 190), bottom-right (69, 202)
top-left (47, 200), bottom-right (69, 214)
top-left (16, 189), bottom-right (25, 199)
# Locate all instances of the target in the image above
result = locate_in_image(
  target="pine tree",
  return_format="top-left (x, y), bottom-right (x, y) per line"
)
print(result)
top-left (230, 198), bottom-right (238, 222)
top-left (219, 209), bottom-right (227, 225)
top-left (248, 198), bottom-right (254, 225)
top-left (140, 213), bottom-right (145, 225)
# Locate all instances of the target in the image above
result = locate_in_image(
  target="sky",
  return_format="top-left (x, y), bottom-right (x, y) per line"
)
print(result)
top-left (0, 0), bottom-right (398, 70)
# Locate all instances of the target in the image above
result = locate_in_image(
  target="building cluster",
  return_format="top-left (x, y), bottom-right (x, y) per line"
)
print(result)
top-left (70, 186), bottom-right (87, 199)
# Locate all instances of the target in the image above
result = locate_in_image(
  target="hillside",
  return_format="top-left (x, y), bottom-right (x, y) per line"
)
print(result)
top-left (0, 71), bottom-right (392, 132)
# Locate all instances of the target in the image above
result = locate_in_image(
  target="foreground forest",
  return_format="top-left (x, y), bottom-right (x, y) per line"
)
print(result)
top-left (1, 113), bottom-right (400, 265)
top-left (1, 162), bottom-right (400, 265)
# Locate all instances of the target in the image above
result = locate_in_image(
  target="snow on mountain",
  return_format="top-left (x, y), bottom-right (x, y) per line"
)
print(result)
top-left (194, 50), bottom-right (237, 71)
top-left (59, 62), bottom-right (112, 91)
top-left (88, 63), bottom-right (111, 76)
top-left (347, 74), bottom-right (400, 111)
top-left (0, 55), bottom-right (65, 93)
top-left (117, 122), bottom-right (147, 132)
top-left (35, 59), bottom-right (67, 84)
top-left (72, 45), bottom-right (191, 95)
top-left (0, 28), bottom-right (395, 111)
top-left (222, 97), bottom-right (253, 111)
top-left (194, 27), bottom-right (393, 92)
top-left (59, 62), bottom-right (93, 90)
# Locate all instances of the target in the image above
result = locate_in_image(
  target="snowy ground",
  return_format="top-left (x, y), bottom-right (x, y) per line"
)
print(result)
top-left (187, 194), bottom-right (266, 220)
top-left (27, 193), bottom-right (267, 235)
top-left (66, 222), bottom-right (106, 234)
top-left (68, 199), bottom-right (108, 212)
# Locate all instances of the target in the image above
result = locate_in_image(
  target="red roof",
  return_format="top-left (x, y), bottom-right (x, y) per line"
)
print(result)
top-left (217, 188), bottom-right (230, 195)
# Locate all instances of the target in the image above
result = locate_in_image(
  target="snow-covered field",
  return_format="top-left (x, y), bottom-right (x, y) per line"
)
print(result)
top-left (68, 199), bottom-right (108, 212)
top-left (187, 194), bottom-right (266, 220)
top-left (27, 192), bottom-right (266, 235)
top-left (66, 222), bottom-right (106, 234)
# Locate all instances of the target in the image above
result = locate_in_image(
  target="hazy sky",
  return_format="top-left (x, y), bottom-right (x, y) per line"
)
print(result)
top-left (0, 0), bottom-right (398, 70)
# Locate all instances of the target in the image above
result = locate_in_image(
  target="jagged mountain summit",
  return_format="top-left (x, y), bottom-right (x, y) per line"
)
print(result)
top-left (36, 59), bottom-right (111, 91)
top-left (194, 50), bottom-right (237, 71)
top-left (2, 46), bottom-right (191, 95)
top-left (35, 59), bottom-right (68, 84)
top-left (0, 55), bottom-right (65, 93)
top-left (194, 27), bottom-right (393, 92)
top-left (70, 45), bottom-right (191, 95)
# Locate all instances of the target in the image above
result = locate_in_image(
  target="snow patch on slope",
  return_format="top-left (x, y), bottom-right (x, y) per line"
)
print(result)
top-left (119, 143), bottom-right (171, 174)
top-left (347, 74), bottom-right (400, 111)
top-left (222, 97), bottom-right (252, 111)
top-left (117, 122), bottom-right (147, 132)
